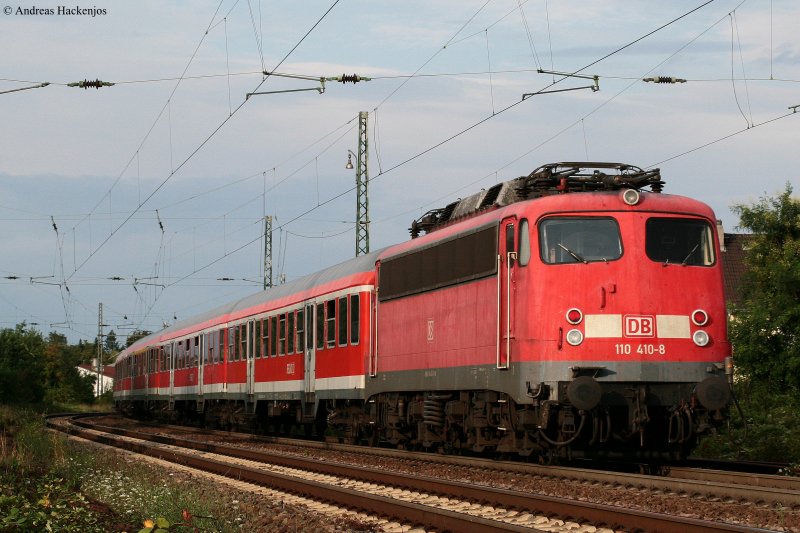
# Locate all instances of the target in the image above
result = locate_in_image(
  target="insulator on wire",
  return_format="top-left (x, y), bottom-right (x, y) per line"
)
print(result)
top-left (643, 76), bottom-right (687, 84)
top-left (338, 73), bottom-right (365, 84)
top-left (67, 78), bottom-right (115, 89)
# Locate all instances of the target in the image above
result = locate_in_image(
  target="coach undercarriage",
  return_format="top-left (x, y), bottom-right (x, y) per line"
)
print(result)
top-left (325, 386), bottom-right (725, 460)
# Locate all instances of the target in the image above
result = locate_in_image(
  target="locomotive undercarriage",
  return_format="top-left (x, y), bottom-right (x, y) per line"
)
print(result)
top-left (324, 384), bottom-right (726, 460)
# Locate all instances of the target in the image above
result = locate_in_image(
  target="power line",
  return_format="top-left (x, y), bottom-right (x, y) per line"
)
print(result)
top-left (646, 110), bottom-right (798, 168)
top-left (66, 0), bottom-right (342, 284)
top-left (151, 0), bottom-right (724, 290)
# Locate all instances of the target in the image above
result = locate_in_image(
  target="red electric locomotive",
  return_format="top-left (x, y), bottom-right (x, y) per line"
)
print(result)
top-left (115, 162), bottom-right (732, 460)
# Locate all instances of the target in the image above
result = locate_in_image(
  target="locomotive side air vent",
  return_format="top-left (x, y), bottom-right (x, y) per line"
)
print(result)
top-left (410, 162), bottom-right (664, 238)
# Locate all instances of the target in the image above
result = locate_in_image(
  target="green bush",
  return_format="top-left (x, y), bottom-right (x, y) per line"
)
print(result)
top-left (694, 380), bottom-right (800, 463)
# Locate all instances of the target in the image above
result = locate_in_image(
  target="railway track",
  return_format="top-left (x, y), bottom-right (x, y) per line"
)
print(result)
top-left (49, 414), bottom-right (779, 532)
top-left (80, 415), bottom-right (800, 509)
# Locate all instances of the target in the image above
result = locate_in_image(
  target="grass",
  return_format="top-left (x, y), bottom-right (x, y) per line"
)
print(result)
top-left (0, 404), bottom-right (245, 533)
top-left (1, 404), bottom-right (380, 533)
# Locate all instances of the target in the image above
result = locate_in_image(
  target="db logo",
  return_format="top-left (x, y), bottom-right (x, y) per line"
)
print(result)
top-left (624, 315), bottom-right (655, 337)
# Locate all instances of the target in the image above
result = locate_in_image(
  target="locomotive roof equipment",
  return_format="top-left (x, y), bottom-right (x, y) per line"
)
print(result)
top-left (410, 162), bottom-right (665, 238)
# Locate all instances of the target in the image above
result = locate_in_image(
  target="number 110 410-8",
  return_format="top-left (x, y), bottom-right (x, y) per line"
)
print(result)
top-left (615, 344), bottom-right (666, 356)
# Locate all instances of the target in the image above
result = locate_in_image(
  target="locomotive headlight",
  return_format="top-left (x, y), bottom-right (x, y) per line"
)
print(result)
top-left (621, 188), bottom-right (640, 206)
top-left (691, 309), bottom-right (709, 326)
top-left (693, 330), bottom-right (710, 347)
top-left (566, 329), bottom-right (584, 346)
top-left (566, 308), bottom-right (583, 325)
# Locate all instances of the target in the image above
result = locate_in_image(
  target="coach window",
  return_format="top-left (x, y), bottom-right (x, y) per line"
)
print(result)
top-left (239, 324), bottom-right (247, 361)
top-left (326, 299), bottom-right (336, 348)
top-left (338, 297), bottom-right (348, 346)
top-left (350, 294), bottom-right (360, 345)
top-left (297, 309), bottom-right (305, 353)
top-left (261, 318), bottom-right (268, 358)
top-left (645, 217), bottom-right (715, 266)
top-left (288, 312), bottom-right (295, 354)
top-left (270, 316), bottom-right (278, 357)
top-left (228, 326), bottom-right (235, 362)
top-left (539, 217), bottom-right (622, 264)
top-left (218, 329), bottom-right (225, 363)
top-left (316, 303), bottom-right (325, 350)
top-left (519, 219), bottom-right (531, 266)
top-left (279, 315), bottom-right (286, 355)
top-left (255, 319), bottom-right (261, 358)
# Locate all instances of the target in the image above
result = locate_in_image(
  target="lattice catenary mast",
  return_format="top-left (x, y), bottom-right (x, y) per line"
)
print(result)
top-left (355, 111), bottom-right (369, 256)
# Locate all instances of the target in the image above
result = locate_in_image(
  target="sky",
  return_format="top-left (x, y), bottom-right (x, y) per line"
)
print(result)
top-left (1, 0), bottom-right (798, 344)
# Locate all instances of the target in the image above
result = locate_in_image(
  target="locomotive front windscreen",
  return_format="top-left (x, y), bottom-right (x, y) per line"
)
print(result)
top-left (539, 217), bottom-right (622, 264)
top-left (645, 217), bottom-right (715, 266)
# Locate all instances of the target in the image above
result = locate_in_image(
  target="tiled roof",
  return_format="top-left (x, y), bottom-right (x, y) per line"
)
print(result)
top-left (722, 233), bottom-right (755, 310)
top-left (77, 363), bottom-right (115, 379)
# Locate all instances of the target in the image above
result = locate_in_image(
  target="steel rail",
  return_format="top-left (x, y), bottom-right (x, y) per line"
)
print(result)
top-left (58, 417), bottom-right (771, 533)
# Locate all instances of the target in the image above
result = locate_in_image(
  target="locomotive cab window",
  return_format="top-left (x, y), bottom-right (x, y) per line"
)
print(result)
top-left (539, 217), bottom-right (622, 264)
top-left (646, 217), bottom-right (715, 266)
top-left (518, 219), bottom-right (531, 266)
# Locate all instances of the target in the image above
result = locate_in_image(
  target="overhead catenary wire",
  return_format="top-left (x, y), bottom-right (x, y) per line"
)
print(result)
top-left (6, 0), bottom-right (792, 338)
top-left (126, 1), bottom-right (346, 328)
top-left (374, 0), bottom-right (746, 226)
top-left (32, 0), bottom-right (343, 336)
top-left (65, 0), bottom-right (343, 285)
top-left (144, 0), bottom-right (724, 294)
top-left (730, 10), bottom-right (754, 127)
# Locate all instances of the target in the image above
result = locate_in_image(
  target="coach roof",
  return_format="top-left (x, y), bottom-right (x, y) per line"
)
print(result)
top-left (120, 248), bottom-right (382, 357)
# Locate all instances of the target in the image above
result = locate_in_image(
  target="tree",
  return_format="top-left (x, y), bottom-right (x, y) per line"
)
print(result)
top-left (104, 329), bottom-right (120, 353)
top-left (0, 323), bottom-right (46, 403)
top-left (729, 183), bottom-right (800, 392)
top-left (39, 331), bottom-right (96, 404)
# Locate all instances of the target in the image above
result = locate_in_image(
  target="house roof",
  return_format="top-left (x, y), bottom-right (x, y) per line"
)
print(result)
top-left (78, 364), bottom-right (115, 379)
top-left (722, 233), bottom-right (755, 310)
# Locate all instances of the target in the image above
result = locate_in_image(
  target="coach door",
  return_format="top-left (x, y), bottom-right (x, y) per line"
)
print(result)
top-left (197, 334), bottom-right (205, 397)
top-left (304, 303), bottom-right (316, 397)
top-left (498, 217), bottom-right (517, 369)
top-left (246, 320), bottom-right (256, 397)
top-left (168, 342), bottom-right (175, 397)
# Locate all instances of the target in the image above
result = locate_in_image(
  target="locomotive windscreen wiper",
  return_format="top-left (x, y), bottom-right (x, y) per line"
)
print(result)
top-left (558, 243), bottom-right (588, 264)
top-left (681, 244), bottom-right (700, 266)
